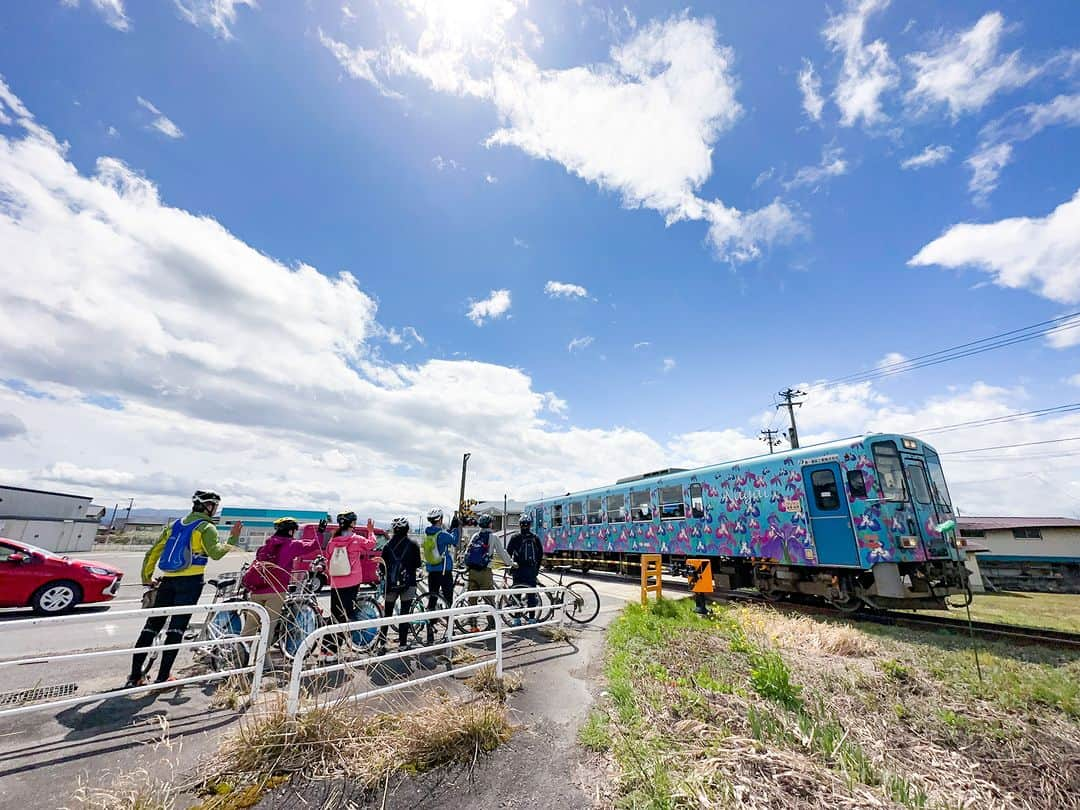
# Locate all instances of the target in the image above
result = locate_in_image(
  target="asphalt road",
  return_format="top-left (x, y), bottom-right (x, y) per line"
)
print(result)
top-left (0, 566), bottom-right (642, 809)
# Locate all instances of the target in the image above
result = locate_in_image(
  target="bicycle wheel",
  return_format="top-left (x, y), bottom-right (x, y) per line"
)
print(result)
top-left (279, 602), bottom-right (320, 660)
top-left (349, 596), bottom-right (382, 652)
top-left (564, 580), bottom-right (600, 624)
top-left (498, 586), bottom-right (548, 626)
top-left (413, 591), bottom-right (449, 645)
top-left (139, 629), bottom-right (166, 679)
top-left (198, 606), bottom-right (247, 670)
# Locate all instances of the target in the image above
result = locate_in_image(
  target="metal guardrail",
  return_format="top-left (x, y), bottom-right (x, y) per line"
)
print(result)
top-left (0, 602), bottom-right (270, 719)
top-left (449, 585), bottom-right (571, 641)
top-left (285, 603), bottom-right (501, 716)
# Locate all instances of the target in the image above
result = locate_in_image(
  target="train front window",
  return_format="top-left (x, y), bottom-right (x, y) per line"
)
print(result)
top-left (630, 490), bottom-right (652, 521)
top-left (569, 501), bottom-right (585, 526)
top-left (607, 496), bottom-right (626, 523)
top-left (906, 464), bottom-right (932, 505)
top-left (659, 485), bottom-right (685, 519)
top-left (689, 483), bottom-right (705, 518)
top-left (925, 456), bottom-right (952, 509)
top-left (587, 497), bottom-right (603, 524)
top-left (810, 469), bottom-right (840, 510)
top-left (871, 441), bottom-right (907, 502)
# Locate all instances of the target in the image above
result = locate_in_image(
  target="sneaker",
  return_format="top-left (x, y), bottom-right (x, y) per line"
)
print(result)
top-left (123, 677), bottom-right (146, 690)
top-left (153, 676), bottom-right (178, 688)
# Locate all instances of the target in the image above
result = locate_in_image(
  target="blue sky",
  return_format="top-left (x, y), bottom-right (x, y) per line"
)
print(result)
top-left (1, 0), bottom-right (1079, 517)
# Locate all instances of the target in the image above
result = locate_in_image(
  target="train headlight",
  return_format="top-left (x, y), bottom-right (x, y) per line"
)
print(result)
top-left (899, 536), bottom-right (918, 549)
top-left (902, 438), bottom-right (918, 450)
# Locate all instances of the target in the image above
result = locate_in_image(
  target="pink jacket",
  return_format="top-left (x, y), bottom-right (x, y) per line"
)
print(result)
top-left (244, 535), bottom-right (305, 595)
top-left (327, 530), bottom-right (376, 588)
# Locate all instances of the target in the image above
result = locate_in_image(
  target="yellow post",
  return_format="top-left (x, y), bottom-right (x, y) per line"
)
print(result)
top-left (640, 554), bottom-right (663, 606)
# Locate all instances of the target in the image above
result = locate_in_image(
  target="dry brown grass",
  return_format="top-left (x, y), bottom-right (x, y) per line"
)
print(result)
top-left (71, 768), bottom-right (179, 810)
top-left (538, 624), bottom-right (576, 642)
top-left (465, 664), bottom-right (523, 700)
top-left (736, 605), bottom-right (878, 659)
top-left (197, 691), bottom-right (515, 803)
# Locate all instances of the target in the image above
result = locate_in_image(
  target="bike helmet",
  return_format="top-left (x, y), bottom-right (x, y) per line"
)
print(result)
top-left (192, 490), bottom-right (222, 515)
top-left (391, 516), bottom-right (410, 532)
top-left (273, 516), bottom-right (299, 534)
top-left (426, 507), bottom-right (444, 522)
top-left (477, 514), bottom-right (492, 528)
top-left (518, 514), bottom-right (533, 527)
top-left (336, 511), bottom-right (358, 527)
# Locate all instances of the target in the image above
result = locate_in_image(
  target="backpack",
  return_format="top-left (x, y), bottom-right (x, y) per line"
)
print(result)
top-left (384, 540), bottom-right (410, 591)
top-left (515, 532), bottom-right (539, 567)
top-left (158, 518), bottom-right (208, 573)
top-left (329, 544), bottom-right (352, 577)
top-left (465, 530), bottom-right (493, 569)
top-left (421, 530), bottom-right (443, 567)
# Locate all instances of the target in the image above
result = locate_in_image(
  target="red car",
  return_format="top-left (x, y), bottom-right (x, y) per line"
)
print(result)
top-left (0, 537), bottom-right (124, 615)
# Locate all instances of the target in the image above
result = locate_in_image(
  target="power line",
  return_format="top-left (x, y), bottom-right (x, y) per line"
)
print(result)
top-left (914, 402), bottom-right (1080, 436)
top-left (941, 436), bottom-right (1080, 455)
top-left (759, 428), bottom-right (783, 454)
top-left (818, 311), bottom-right (1080, 390)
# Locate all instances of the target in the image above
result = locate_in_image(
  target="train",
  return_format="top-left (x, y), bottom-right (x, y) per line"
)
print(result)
top-left (525, 433), bottom-right (971, 610)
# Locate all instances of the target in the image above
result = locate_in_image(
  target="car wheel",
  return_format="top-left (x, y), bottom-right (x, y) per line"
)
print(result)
top-left (32, 581), bottom-right (83, 615)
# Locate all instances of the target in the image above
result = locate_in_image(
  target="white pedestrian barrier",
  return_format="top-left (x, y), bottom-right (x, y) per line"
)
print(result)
top-left (285, 603), bottom-right (501, 717)
top-left (0, 602), bottom-right (270, 719)
top-left (449, 585), bottom-right (570, 641)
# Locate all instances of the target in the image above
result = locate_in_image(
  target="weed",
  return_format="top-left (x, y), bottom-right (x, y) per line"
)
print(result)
top-left (73, 769), bottom-right (178, 810)
top-left (881, 658), bottom-right (911, 682)
top-left (465, 664), bottom-right (522, 700)
top-left (578, 709), bottom-right (612, 752)
top-left (749, 650), bottom-right (802, 711)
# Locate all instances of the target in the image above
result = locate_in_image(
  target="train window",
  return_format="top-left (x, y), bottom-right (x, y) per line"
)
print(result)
top-left (587, 498), bottom-right (603, 524)
top-left (689, 483), bottom-right (705, 518)
top-left (925, 456), bottom-right (952, 508)
top-left (871, 442), bottom-right (907, 502)
top-left (659, 485), bottom-right (685, 519)
top-left (630, 490), bottom-right (653, 521)
top-left (607, 496), bottom-right (626, 523)
top-left (569, 501), bottom-right (585, 526)
top-left (906, 464), bottom-right (931, 505)
top-left (846, 469), bottom-right (868, 499)
top-left (552, 504), bottom-right (563, 527)
top-left (810, 469), bottom-right (840, 510)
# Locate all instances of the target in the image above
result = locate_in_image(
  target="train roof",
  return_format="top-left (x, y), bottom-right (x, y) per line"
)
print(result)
top-left (528, 432), bottom-right (930, 505)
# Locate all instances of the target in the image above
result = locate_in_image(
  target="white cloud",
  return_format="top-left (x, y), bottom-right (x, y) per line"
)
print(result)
top-left (1069, 374), bottom-right (1080, 387)
top-left (785, 146), bottom-right (848, 190)
top-left (965, 94), bottom-right (1080, 202)
top-left (327, 13), bottom-right (802, 263)
top-left (900, 144), bottom-right (952, 171)
top-left (432, 155), bottom-right (462, 171)
top-left (0, 412), bottom-right (27, 440)
top-left (662, 357), bottom-right (676, 373)
top-left (341, 4), bottom-right (355, 22)
top-left (485, 174), bottom-right (498, 184)
top-left (319, 29), bottom-right (402, 99)
top-left (632, 341), bottom-right (651, 350)
top-left (544, 281), bottom-right (588, 299)
top-left (136, 96), bottom-right (183, 139)
top-left (512, 236), bottom-right (529, 249)
top-left (173, 0), bottom-right (256, 39)
top-left (466, 289), bottom-right (512, 325)
top-left (567, 336), bottom-right (594, 352)
top-left (797, 58), bottom-right (824, 122)
top-left (910, 189), bottom-right (1080, 304)
top-left (106, 125), bottom-right (119, 138)
top-left (877, 351), bottom-right (908, 369)
top-left (824, 0), bottom-right (899, 127)
top-left (62, 0), bottom-right (131, 31)
top-left (900, 144), bottom-right (952, 170)
top-left (905, 13), bottom-right (1040, 118)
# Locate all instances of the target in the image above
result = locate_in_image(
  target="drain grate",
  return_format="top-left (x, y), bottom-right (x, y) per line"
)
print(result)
top-left (0, 682), bottom-right (79, 706)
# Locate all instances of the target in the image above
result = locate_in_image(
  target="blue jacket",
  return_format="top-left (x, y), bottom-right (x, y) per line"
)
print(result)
top-left (422, 525), bottom-right (459, 573)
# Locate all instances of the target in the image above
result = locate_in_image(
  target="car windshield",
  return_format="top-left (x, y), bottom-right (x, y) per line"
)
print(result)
top-left (19, 542), bottom-right (62, 559)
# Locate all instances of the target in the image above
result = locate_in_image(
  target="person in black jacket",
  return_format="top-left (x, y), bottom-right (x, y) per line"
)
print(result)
top-left (378, 517), bottom-right (422, 651)
top-left (506, 514), bottom-right (544, 621)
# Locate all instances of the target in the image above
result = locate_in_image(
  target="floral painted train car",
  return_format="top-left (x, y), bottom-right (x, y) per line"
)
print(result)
top-left (526, 434), bottom-right (970, 609)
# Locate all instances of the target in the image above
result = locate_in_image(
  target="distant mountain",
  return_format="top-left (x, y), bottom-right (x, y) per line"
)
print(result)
top-left (101, 507), bottom-right (185, 525)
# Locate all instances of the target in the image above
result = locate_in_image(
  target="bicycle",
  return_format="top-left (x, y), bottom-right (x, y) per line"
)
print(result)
top-left (539, 566), bottom-right (600, 624)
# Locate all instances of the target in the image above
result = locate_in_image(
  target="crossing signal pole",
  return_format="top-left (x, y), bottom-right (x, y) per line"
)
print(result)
top-left (776, 388), bottom-right (805, 449)
top-left (759, 428), bottom-right (783, 454)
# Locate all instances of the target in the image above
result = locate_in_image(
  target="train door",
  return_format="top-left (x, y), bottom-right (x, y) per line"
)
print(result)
top-left (902, 458), bottom-right (949, 557)
top-left (803, 463), bottom-right (860, 566)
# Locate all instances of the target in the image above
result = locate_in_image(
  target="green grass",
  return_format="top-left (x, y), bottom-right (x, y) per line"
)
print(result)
top-left (902, 591), bottom-right (1080, 634)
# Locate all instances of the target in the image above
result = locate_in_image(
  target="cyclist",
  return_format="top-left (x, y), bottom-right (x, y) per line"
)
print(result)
top-left (506, 514), bottom-right (544, 623)
top-left (421, 507), bottom-right (459, 645)
top-left (126, 490), bottom-right (241, 688)
top-left (377, 517), bottom-right (421, 651)
top-left (240, 516), bottom-right (304, 640)
top-left (463, 514), bottom-right (512, 632)
top-left (324, 511), bottom-right (374, 659)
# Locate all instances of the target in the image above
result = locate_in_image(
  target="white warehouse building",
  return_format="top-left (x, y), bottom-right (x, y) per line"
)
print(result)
top-left (0, 485), bottom-right (105, 553)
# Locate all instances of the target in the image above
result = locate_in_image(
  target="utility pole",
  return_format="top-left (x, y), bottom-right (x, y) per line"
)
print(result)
top-left (776, 388), bottom-right (805, 449)
top-left (122, 498), bottom-right (134, 529)
top-left (109, 503), bottom-right (119, 530)
top-left (457, 453), bottom-right (471, 519)
top-left (759, 428), bottom-right (783, 454)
